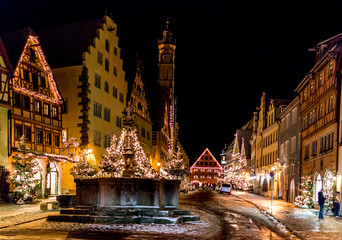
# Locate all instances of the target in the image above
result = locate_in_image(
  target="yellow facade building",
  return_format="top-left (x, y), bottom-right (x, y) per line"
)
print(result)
top-left (38, 16), bottom-right (127, 192)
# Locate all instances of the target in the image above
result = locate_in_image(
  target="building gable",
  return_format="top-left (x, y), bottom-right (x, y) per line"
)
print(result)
top-left (11, 34), bottom-right (62, 104)
top-left (190, 148), bottom-right (222, 170)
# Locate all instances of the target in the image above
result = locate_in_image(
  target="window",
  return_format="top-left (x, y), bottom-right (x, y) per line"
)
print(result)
top-left (35, 100), bottom-right (41, 113)
top-left (114, 46), bottom-right (118, 56)
top-left (116, 116), bottom-right (122, 128)
top-left (44, 103), bottom-right (50, 116)
top-left (285, 113), bottom-right (290, 129)
top-left (285, 140), bottom-right (289, 155)
top-left (24, 127), bottom-right (32, 142)
top-left (13, 93), bottom-right (21, 107)
top-left (46, 132), bottom-right (52, 145)
top-left (15, 125), bottom-right (23, 139)
top-left (291, 108), bottom-right (297, 124)
top-left (104, 135), bottom-right (111, 148)
top-left (303, 116), bottom-right (308, 129)
top-left (54, 135), bottom-right (60, 147)
top-left (142, 128), bottom-right (146, 138)
top-left (22, 69), bottom-right (29, 81)
top-left (104, 107), bottom-right (110, 122)
top-left (328, 95), bottom-right (333, 113)
top-left (113, 66), bottom-right (117, 76)
top-left (94, 130), bottom-right (101, 146)
top-left (318, 104), bottom-right (323, 119)
top-left (40, 76), bottom-right (46, 88)
top-left (105, 59), bottom-right (109, 72)
top-left (303, 89), bottom-right (307, 101)
top-left (52, 106), bottom-right (58, 118)
top-left (147, 131), bottom-right (150, 140)
top-left (113, 86), bottom-right (118, 98)
top-left (119, 93), bottom-right (124, 103)
top-left (318, 73), bottom-right (323, 87)
top-left (290, 136), bottom-right (296, 153)
top-left (304, 144), bottom-right (309, 161)
top-left (329, 62), bottom-right (334, 76)
top-left (312, 140), bottom-right (317, 157)
top-left (36, 130), bottom-right (43, 144)
top-left (97, 51), bottom-right (103, 65)
top-left (95, 73), bottom-right (101, 89)
top-left (62, 99), bottom-right (68, 113)
top-left (23, 96), bottom-right (30, 110)
top-left (93, 101), bottom-right (102, 118)
top-left (104, 81), bottom-right (109, 93)
top-left (105, 39), bottom-right (110, 52)
top-left (32, 73), bottom-right (38, 90)
top-left (310, 81), bottom-right (314, 95)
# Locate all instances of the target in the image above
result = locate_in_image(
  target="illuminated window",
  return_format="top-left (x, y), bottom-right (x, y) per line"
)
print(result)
top-left (35, 100), bottom-right (41, 113)
top-left (329, 62), bottom-right (334, 76)
top-left (318, 104), bottom-right (323, 119)
top-left (328, 95), bottom-right (333, 113)
top-left (52, 106), bottom-right (58, 118)
top-left (318, 73), bottom-right (323, 87)
top-left (44, 103), bottom-right (50, 116)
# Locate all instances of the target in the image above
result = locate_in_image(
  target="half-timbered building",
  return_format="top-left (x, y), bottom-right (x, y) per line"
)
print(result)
top-left (1, 28), bottom-right (65, 197)
top-left (190, 148), bottom-right (223, 185)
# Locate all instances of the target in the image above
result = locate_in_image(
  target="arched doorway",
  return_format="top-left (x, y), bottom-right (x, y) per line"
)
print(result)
top-left (32, 159), bottom-right (44, 198)
top-left (46, 162), bottom-right (59, 196)
top-left (289, 178), bottom-right (296, 203)
top-left (279, 172), bottom-right (285, 198)
top-left (314, 173), bottom-right (323, 202)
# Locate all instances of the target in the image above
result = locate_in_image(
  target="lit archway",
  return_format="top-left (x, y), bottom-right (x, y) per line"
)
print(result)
top-left (314, 173), bottom-right (323, 202)
top-left (289, 178), bottom-right (296, 203)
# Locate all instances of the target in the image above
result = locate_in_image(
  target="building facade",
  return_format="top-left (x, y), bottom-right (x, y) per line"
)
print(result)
top-left (295, 34), bottom-right (340, 202)
top-left (190, 148), bottom-right (223, 185)
top-left (0, 37), bottom-right (11, 168)
top-left (1, 28), bottom-right (65, 197)
top-left (278, 97), bottom-right (301, 203)
top-left (38, 16), bottom-right (127, 191)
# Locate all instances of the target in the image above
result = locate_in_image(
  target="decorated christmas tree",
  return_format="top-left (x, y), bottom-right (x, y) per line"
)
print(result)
top-left (70, 149), bottom-right (99, 178)
top-left (100, 133), bottom-right (125, 176)
top-left (10, 136), bottom-right (39, 203)
top-left (99, 104), bottom-right (158, 178)
top-left (163, 146), bottom-right (189, 179)
top-left (294, 176), bottom-right (314, 208)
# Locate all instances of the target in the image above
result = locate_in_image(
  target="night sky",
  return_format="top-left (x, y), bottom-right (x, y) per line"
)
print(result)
top-left (2, 0), bottom-right (342, 164)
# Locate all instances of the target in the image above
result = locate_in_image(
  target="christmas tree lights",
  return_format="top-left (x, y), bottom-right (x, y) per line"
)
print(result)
top-left (70, 149), bottom-right (99, 178)
top-left (163, 146), bottom-right (189, 180)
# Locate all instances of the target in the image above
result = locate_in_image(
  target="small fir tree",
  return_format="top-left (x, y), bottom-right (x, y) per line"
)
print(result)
top-left (10, 136), bottom-right (39, 203)
top-left (164, 147), bottom-right (189, 179)
top-left (100, 134), bottom-right (125, 176)
top-left (294, 176), bottom-right (314, 208)
top-left (70, 149), bottom-right (99, 177)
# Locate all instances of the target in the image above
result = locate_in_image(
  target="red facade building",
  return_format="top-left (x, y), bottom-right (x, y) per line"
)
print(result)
top-left (190, 148), bottom-right (223, 185)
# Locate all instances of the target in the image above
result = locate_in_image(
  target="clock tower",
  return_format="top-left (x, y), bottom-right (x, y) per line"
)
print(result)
top-left (157, 19), bottom-right (176, 88)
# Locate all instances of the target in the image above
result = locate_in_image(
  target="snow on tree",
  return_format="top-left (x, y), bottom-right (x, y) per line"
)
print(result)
top-left (9, 136), bottom-right (39, 203)
top-left (70, 149), bottom-right (99, 178)
top-left (100, 133), bottom-right (125, 176)
top-left (294, 176), bottom-right (314, 209)
top-left (163, 146), bottom-right (189, 179)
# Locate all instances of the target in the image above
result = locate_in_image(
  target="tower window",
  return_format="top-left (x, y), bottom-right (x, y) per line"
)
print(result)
top-left (105, 39), bottom-right (110, 52)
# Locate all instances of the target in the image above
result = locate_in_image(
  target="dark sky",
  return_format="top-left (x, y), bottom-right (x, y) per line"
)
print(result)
top-left (2, 0), bottom-right (342, 164)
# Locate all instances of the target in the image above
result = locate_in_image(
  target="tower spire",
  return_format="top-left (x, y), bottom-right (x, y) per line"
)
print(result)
top-left (159, 17), bottom-right (175, 45)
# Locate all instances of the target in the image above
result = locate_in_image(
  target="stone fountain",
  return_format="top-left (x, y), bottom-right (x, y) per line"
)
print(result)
top-left (48, 105), bottom-right (199, 224)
